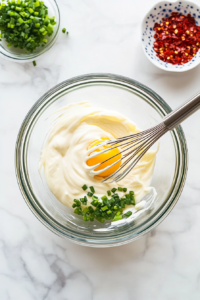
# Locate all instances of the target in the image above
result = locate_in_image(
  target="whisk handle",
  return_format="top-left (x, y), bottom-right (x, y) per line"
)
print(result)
top-left (163, 92), bottom-right (200, 130)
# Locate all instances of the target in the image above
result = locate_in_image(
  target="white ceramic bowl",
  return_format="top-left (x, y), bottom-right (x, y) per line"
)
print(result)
top-left (141, 0), bottom-right (200, 72)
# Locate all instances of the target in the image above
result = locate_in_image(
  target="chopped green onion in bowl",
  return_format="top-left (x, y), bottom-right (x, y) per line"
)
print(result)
top-left (0, 0), bottom-right (57, 52)
top-left (72, 184), bottom-right (135, 223)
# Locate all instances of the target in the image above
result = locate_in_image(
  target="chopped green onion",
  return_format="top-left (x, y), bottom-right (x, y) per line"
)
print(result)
top-left (101, 195), bottom-right (108, 201)
top-left (80, 196), bottom-right (87, 205)
top-left (18, 17), bottom-right (24, 24)
top-left (91, 199), bottom-right (98, 207)
top-left (113, 193), bottom-right (119, 198)
top-left (82, 184), bottom-right (88, 191)
top-left (33, 60), bottom-right (36, 66)
top-left (125, 198), bottom-right (130, 205)
top-left (101, 206), bottom-right (108, 211)
top-left (74, 199), bottom-right (81, 206)
top-left (89, 186), bottom-right (95, 193)
top-left (0, 0), bottom-right (56, 52)
top-left (113, 215), bottom-right (123, 221)
top-left (124, 211), bottom-right (132, 217)
top-left (87, 192), bottom-right (93, 197)
top-left (120, 200), bottom-right (125, 208)
top-left (118, 187), bottom-right (123, 192)
top-left (130, 199), bottom-right (135, 205)
top-left (72, 185), bottom-right (135, 223)
top-left (107, 190), bottom-right (111, 196)
top-left (83, 215), bottom-right (89, 221)
top-left (74, 207), bottom-right (82, 215)
top-left (62, 28), bottom-right (66, 33)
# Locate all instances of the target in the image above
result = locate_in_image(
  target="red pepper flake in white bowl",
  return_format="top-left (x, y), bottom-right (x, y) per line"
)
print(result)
top-left (141, 1), bottom-right (200, 72)
top-left (153, 12), bottom-right (200, 65)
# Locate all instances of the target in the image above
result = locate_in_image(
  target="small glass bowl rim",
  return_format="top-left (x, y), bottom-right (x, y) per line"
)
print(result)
top-left (15, 73), bottom-right (188, 247)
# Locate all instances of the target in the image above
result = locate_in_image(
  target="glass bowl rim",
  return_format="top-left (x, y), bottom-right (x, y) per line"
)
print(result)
top-left (15, 73), bottom-right (188, 247)
top-left (0, 0), bottom-right (60, 62)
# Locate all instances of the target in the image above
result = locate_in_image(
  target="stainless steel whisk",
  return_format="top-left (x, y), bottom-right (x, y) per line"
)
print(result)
top-left (86, 92), bottom-right (200, 182)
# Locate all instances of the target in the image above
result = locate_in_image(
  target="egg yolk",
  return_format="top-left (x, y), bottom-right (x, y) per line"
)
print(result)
top-left (87, 138), bottom-right (121, 177)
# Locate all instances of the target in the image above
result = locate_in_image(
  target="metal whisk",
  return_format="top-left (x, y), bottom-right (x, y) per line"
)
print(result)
top-left (86, 92), bottom-right (200, 182)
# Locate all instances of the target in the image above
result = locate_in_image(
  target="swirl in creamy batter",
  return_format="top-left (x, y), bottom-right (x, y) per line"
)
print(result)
top-left (40, 102), bottom-right (158, 208)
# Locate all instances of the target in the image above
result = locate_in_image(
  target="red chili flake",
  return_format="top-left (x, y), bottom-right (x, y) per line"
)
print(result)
top-left (153, 12), bottom-right (200, 65)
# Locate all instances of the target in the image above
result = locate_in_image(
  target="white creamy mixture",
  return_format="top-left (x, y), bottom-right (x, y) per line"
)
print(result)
top-left (40, 103), bottom-right (158, 208)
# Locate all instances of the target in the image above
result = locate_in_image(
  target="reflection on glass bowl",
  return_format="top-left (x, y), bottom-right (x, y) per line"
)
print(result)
top-left (15, 74), bottom-right (188, 247)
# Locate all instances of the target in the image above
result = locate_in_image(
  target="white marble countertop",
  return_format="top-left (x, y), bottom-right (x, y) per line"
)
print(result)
top-left (1, 0), bottom-right (200, 299)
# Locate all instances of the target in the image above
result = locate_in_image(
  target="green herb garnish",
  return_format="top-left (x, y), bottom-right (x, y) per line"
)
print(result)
top-left (124, 211), bottom-right (132, 217)
top-left (113, 215), bottom-right (123, 221)
top-left (87, 192), bottom-right (93, 197)
top-left (72, 184), bottom-right (135, 223)
top-left (82, 184), bottom-right (88, 191)
top-left (0, 0), bottom-right (56, 52)
top-left (80, 196), bottom-right (88, 205)
top-left (89, 186), bottom-right (95, 193)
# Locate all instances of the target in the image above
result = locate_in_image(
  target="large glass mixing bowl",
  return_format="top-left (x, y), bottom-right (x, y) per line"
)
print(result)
top-left (15, 74), bottom-right (188, 247)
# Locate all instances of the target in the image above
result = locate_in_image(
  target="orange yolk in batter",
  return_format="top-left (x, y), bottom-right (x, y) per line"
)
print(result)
top-left (87, 138), bottom-right (121, 177)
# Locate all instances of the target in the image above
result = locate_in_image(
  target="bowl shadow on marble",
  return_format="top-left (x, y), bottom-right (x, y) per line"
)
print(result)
top-left (140, 47), bottom-right (200, 89)
top-left (60, 229), bottom-right (162, 267)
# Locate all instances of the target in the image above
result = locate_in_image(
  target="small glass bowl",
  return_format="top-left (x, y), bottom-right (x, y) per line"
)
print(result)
top-left (0, 0), bottom-right (60, 63)
top-left (15, 74), bottom-right (188, 247)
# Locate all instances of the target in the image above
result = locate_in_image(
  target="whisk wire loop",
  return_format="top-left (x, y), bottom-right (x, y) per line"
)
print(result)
top-left (86, 91), bottom-right (200, 182)
top-left (86, 122), bottom-right (167, 182)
